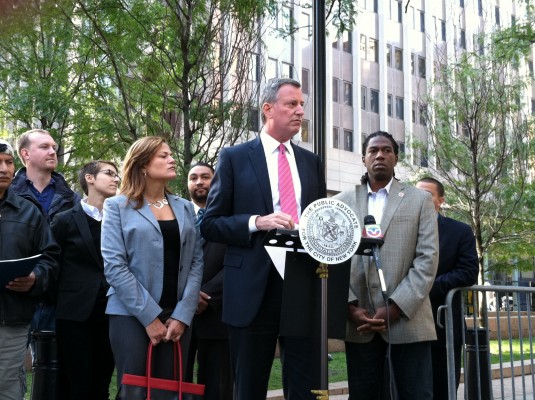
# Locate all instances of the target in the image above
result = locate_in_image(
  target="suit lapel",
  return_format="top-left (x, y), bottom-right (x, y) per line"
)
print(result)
top-left (292, 144), bottom-right (309, 210)
top-left (249, 138), bottom-right (274, 214)
top-left (380, 180), bottom-right (405, 234)
top-left (169, 195), bottom-right (185, 239)
top-left (136, 201), bottom-right (162, 232)
top-left (72, 205), bottom-right (101, 267)
top-left (355, 185), bottom-right (372, 277)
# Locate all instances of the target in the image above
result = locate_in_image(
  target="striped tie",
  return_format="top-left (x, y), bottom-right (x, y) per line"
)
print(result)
top-left (278, 144), bottom-right (299, 223)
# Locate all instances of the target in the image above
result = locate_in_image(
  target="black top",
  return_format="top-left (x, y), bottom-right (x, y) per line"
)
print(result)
top-left (84, 213), bottom-right (108, 318)
top-left (157, 219), bottom-right (181, 314)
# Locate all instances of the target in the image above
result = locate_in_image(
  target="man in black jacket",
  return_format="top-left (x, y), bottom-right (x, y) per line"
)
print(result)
top-left (186, 162), bottom-right (233, 400)
top-left (0, 139), bottom-right (59, 399)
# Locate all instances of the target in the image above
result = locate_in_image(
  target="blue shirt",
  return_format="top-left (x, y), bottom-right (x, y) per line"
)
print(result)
top-left (27, 177), bottom-right (56, 213)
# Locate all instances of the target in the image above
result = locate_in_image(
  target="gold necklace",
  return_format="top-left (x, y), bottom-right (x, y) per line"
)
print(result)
top-left (147, 198), bottom-right (169, 209)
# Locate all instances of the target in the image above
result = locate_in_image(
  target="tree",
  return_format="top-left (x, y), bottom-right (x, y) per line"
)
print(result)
top-left (420, 32), bottom-right (535, 286)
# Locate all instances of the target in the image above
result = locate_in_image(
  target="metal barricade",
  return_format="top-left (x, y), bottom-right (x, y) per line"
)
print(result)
top-left (439, 285), bottom-right (535, 400)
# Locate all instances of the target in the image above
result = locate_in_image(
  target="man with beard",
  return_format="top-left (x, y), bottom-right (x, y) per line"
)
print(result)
top-left (186, 162), bottom-right (233, 400)
top-left (334, 131), bottom-right (438, 400)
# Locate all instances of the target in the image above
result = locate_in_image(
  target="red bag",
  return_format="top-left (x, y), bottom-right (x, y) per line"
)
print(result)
top-left (121, 342), bottom-right (205, 400)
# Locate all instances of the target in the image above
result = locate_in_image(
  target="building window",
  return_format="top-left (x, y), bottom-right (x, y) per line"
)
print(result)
top-left (368, 38), bottom-right (378, 62)
top-left (249, 53), bottom-right (260, 81)
top-left (475, 34), bottom-right (484, 55)
top-left (398, 141), bottom-right (405, 156)
top-left (419, 104), bottom-right (427, 125)
top-left (511, 15), bottom-right (516, 26)
top-left (420, 150), bottom-right (429, 167)
top-left (528, 60), bottom-right (534, 76)
top-left (441, 20), bottom-right (446, 41)
top-left (395, 97), bottom-right (404, 120)
top-left (333, 127), bottom-right (340, 149)
top-left (344, 130), bottom-right (353, 152)
top-left (301, 68), bottom-right (310, 94)
top-left (478, 0), bottom-right (482, 16)
top-left (387, 94), bottom-right (392, 117)
top-left (360, 34), bottom-right (366, 58)
top-left (343, 31), bottom-right (352, 53)
top-left (412, 101), bottom-right (416, 123)
top-left (395, 48), bottom-right (403, 70)
top-left (420, 11), bottom-right (425, 32)
top-left (460, 0), bottom-right (464, 7)
top-left (411, 53), bottom-right (415, 75)
top-left (332, 78), bottom-right (339, 102)
top-left (332, 37), bottom-right (339, 49)
top-left (418, 56), bottom-right (426, 78)
top-left (495, 7), bottom-right (500, 25)
top-left (300, 12), bottom-right (311, 40)
top-left (460, 29), bottom-right (466, 49)
top-left (343, 82), bottom-right (353, 106)
top-left (386, 44), bottom-right (391, 67)
top-left (361, 86), bottom-right (367, 110)
top-left (370, 90), bottom-right (379, 113)
top-left (531, 99), bottom-right (535, 116)
top-left (281, 62), bottom-right (294, 78)
top-left (396, 0), bottom-right (402, 23)
top-left (267, 58), bottom-right (277, 80)
top-left (248, 108), bottom-right (259, 132)
top-left (373, 0), bottom-right (378, 13)
top-left (301, 119), bottom-right (310, 142)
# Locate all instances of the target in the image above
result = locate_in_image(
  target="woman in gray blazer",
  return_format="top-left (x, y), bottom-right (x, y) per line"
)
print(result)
top-left (101, 136), bottom-right (203, 397)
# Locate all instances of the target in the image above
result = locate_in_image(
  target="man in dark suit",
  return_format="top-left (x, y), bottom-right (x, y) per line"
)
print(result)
top-left (50, 160), bottom-right (120, 400)
top-left (416, 177), bottom-right (478, 400)
top-left (201, 78), bottom-right (326, 400)
top-left (186, 162), bottom-right (233, 400)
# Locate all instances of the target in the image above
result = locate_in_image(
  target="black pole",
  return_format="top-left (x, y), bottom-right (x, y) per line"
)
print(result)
top-left (313, 0), bottom-right (326, 166)
top-left (312, 0), bottom-right (327, 392)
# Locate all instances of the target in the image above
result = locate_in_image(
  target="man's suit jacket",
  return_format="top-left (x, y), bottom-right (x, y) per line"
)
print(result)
top-left (430, 214), bottom-right (478, 346)
top-left (201, 137), bottom-right (326, 327)
top-left (101, 194), bottom-right (203, 328)
top-left (193, 240), bottom-right (228, 339)
top-left (334, 180), bottom-right (439, 344)
top-left (51, 203), bottom-right (108, 321)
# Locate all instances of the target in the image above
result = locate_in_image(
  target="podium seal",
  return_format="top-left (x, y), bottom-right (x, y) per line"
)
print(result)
top-left (299, 198), bottom-right (361, 264)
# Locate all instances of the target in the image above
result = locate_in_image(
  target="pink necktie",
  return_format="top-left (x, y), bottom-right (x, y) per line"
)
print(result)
top-left (278, 144), bottom-right (299, 223)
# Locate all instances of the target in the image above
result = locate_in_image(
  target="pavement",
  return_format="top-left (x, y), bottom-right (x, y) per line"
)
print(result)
top-left (266, 361), bottom-right (535, 399)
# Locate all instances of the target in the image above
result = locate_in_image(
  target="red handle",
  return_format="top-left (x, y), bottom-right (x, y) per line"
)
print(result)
top-left (146, 341), bottom-right (183, 400)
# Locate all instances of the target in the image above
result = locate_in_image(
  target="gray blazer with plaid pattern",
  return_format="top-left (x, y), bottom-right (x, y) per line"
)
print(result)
top-left (335, 180), bottom-right (439, 344)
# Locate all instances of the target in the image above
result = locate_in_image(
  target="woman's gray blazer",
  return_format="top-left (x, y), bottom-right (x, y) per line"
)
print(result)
top-left (101, 194), bottom-right (203, 328)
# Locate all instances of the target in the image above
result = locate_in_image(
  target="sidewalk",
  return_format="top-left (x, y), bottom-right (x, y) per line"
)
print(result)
top-left (266, 361), bottom-right (535, 399)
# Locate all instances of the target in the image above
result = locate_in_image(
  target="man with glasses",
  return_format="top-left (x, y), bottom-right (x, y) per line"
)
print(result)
top-left (50, 161), bottom-right (120, 400)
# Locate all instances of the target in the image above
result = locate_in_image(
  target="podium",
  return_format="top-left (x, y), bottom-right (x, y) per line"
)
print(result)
top-left (264, 228), bottom-right (351, 396)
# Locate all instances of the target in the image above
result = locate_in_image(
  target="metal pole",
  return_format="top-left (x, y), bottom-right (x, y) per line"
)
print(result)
top-left (313, 0), bottom-right (326, 167)
top-left (313, 0), bottom-right (327, 393)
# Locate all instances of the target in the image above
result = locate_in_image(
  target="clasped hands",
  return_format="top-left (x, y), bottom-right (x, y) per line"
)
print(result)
top-left (146, 317), bottom-right (185, 345)
top-left (348, 303), bottom-right (401, 334)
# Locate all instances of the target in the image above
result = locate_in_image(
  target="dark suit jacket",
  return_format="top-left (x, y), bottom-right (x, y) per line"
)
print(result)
top-left (193, 240), bottom-right (228, 339)
top-left (429, 214), bottom-right (478, 346)
top-left (201, 137), bottom-right (326, 327)
top-left (51, 203), bottom-right (108, 321)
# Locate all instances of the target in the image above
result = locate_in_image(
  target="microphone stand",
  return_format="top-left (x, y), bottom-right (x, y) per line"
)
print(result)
top-left (370, 244), bottom-right (399, 400)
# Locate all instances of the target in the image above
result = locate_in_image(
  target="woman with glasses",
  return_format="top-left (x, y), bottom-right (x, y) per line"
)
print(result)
top-left (51, 160), bottom-right (120, 400)
top-left (101, 136), bottom-right (203, 399)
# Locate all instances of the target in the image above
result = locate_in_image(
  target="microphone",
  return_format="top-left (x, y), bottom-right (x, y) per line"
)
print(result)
top-left (356, 215), bottom-right (387, 293)
top-left (355, 215), bottom-right (384, 255)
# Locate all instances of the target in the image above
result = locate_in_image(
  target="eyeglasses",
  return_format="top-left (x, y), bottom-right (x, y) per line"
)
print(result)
top-left (97, 169), bottom-right (121, 180)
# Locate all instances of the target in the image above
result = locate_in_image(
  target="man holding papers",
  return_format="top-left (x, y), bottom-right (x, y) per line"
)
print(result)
top-left (0, 139), bottom-right (59, 400)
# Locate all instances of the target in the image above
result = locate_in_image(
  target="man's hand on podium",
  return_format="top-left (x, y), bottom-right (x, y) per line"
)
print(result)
top-left (255, 212), bottom-right (296, 231)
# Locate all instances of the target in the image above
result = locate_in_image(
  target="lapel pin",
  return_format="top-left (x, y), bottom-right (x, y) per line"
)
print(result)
top-left (398, 192), bottom-right (404, 197)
